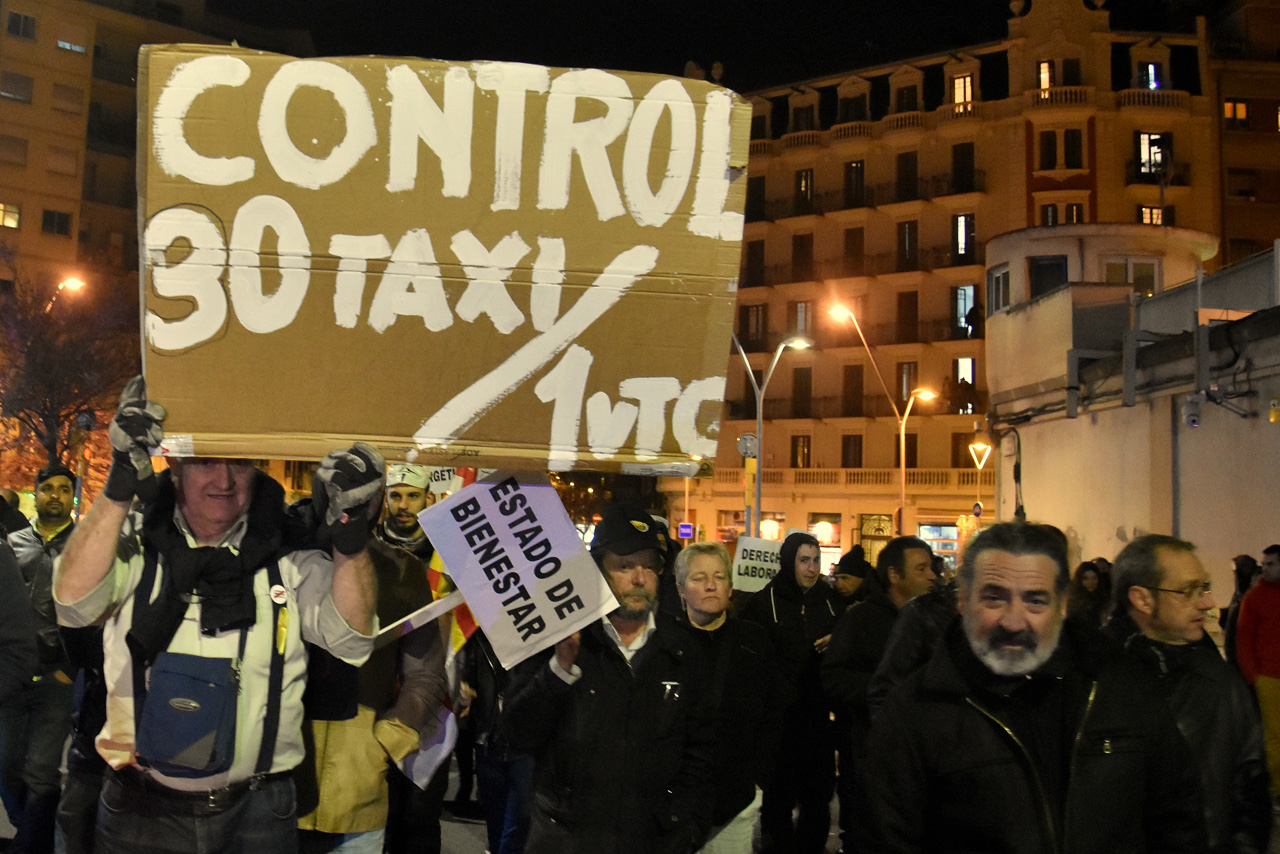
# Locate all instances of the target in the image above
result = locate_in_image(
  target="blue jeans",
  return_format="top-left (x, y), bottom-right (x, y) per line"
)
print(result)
top-left (0, 674), bottom-right (76, 854)
top-left (95, 771), bottom-right (298, 854)
top-left (298, 828), bottom-right (385, 854)
top-left (475, 747), bottom-right (535, 854)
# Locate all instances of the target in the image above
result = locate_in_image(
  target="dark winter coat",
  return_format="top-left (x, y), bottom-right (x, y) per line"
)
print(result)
top-left (1104, 611), bottom-right (1271, 854)
top-left (821, 572), bottom-right (899, 753)
top-left (0, 541), bottom-right (35, 703)
top-left (680, 614), bottom-right (786, 826)
top-left (857, 619), bottom-right (1208, 854)
top-left (9, 521), bottom-right (74, 674)
top-left (737, 558), bottom-right (839, 717)
top-left (503, 612), bottom-right (715, 854)
top-left (865, 578), bottom-right (958, 719)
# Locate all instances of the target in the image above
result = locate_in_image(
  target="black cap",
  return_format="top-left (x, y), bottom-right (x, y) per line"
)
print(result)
top-left (36, 463), bottom-right (76, 489)
top-left (591, 504), bottom-right (668, 560)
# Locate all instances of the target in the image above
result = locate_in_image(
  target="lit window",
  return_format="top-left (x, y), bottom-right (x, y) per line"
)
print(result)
top-left (6, 13), bottom-right (35, 40)
top-left (56, 40), bottom-right (87, 54)
top-left (953, 74), bottom-right (973, 106)
top-left (1137, 132), bottom-right (1168, 175)
top-left (1224, 99), bottom-right (1249, 130)
top-left (1039, 60), bottom-right (1055, 90)
top-left (1143, 63), bottom-right (1161, 90)
top-left (953, 213), bottom-right (975, 261)
top-left (1139, 205), bottom-right (1163, 225)
top-left (0, 203), bottom-right (19, 229)
top-left (1065, 203), bottom-right (1085, 223)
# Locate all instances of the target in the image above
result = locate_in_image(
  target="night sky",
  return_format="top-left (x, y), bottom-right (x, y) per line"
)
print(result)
top-left (210, 0), bottom-right (1224, 95)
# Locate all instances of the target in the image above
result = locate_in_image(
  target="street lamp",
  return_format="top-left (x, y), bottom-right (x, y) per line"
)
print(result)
top-left (968, 423), bottom-right (993, 508)
top-left (730, 332), bottom-right (813, 537)
top-left (899, 387), bottom-right (936, 534)
top-left (828, 303), bottom-right (935, 534)
top-left (44, 276), bottom-right (85, 313)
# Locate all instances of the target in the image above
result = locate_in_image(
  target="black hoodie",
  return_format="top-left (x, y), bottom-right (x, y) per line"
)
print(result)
top-left (738, 537), bottom-right (838, 713)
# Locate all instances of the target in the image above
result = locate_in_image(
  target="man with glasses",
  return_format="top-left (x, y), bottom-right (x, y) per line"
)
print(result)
top-left (1235, 543), bottom-right (1280, 806)
top-left (1106, 534), bottom-right (1270, 853)
top-left (53, 377), bottom-right (381, 854)
top-left (856, 522), bottom-right (1206, 853)
top-left (504, 503), bottom-right (714, 854)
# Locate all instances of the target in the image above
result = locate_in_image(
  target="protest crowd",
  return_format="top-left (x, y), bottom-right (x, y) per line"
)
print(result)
top-left (0, 377), bottom-right (1271, 854)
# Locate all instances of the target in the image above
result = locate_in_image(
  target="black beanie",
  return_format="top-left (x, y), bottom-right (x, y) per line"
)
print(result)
top-left (36, 463), bottom-right (76, 489)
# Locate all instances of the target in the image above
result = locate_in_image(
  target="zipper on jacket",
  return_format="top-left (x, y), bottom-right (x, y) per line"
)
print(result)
top-left (1060, 680), bottom-right (1098, 854)
top-left (965, 696), bottom-right (1059, 854)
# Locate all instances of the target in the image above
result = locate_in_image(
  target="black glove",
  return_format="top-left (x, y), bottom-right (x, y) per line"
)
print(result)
top-left (314, 442), bottom-right (385, 556)
top-left (103, 375), bottom-right (167, 503)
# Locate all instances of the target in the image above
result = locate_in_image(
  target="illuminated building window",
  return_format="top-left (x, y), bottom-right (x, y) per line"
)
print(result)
top-left (56, 40), bottom-right (86, 54)
top-left (790, 435), bottom-right (812, 469)
top-left (1138, 205), bottom-right (1163, 225)
top-left (1141, 62), bottom-right (1162, 90)
top-left (952, 213), bottom-right (975, 262)
top-left (1038, 60), bottom-right (1055, 89)
top-left (1224, 99), bottom-right (1249, 130)
top-left (0, 203), bottom-right (19, 229)
top-left (953, 74), bottom-right (973, 113)
top-left (1065, 203), bottom-right (1085, 224)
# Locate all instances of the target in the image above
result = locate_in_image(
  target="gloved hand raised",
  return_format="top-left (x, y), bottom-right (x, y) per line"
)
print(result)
top-left (103, 375), bottom-right (167, 503)
top-left (314, 442), bottom-right (386, 556)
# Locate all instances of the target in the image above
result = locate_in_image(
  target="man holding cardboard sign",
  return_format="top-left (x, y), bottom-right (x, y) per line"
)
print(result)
top-left (502, 504), bottom-right (714, 854)
top-left (52, 377), bottom-right (380, 854)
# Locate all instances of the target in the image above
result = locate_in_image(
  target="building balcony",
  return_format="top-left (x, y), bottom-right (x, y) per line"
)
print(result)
top-left (782, 130), bottom-right (823, 150)
top-left (830, 121), bottom-right (875, 142)
top-left (872, 179), bottom-right (931, 205)
top-left (725, 388), bottom-right (987, 422)
top-left (1125, 161), bottom-right (1191, 186)
top-left (749, 139), bottom-right (771, 156)
top-left (92, 55), bottom-right (136, 87)
top-left (883, 111), bottom-right (925, 133)
top-left (816, 187), bottom-right (875, 212)
top-left (1118, 89), bottom-right (1190, 111)
top-left (927, 170), bottom-right (986, 197)
top-left (697, 466), bottom-right (995, 493)
top-left (1025, 86), bottom-right (1095, 109)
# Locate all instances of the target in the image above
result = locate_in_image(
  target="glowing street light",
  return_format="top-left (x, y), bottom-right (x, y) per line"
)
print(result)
top-left (829, 303), bottom-right (935, 534)
top-left (968, 423), bottom-right (993, 509)
top-left (730, 332), bottom-right (813, 537)
top-left (44, 276), bottom-right (86, 313)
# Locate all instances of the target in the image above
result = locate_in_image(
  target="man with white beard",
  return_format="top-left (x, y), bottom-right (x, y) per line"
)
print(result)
top-left (854, 522), bottom-right (1207, 854)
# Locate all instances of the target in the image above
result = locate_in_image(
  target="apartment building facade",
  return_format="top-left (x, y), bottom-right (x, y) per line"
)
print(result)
top-left (662, 0), bottom-right (1225, 565)
top-left (0, 0), bottom-right (309, 301)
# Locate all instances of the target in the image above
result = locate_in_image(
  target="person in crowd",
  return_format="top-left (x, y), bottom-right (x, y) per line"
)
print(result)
top-left (737, 532), bottom-right (839, 854)
top-left (831, 546), bottom-right (870, 614)
top-left (296, 463), bottom-right (449, 854)
top-left (1223, 555), bottom-right (1260, 670)
top-left (0, 540), bottom-right (34, 704)
top-left (822, 536), bottom-right (934, 854)
top-left (857, 522), bottom-right (1207, 853)
top-left (1066, 562), bottom-right (1108, 627)
top-left (865, 571), bottom-right (958, 720)
top-left (1092, 556), bottom-right (1114, 601)
top-left (458, 627), bottom-right (534, 854)
top-left (1235, 543), bottom-right (1280, 802)
top-left (674, 542), bottom-right (784, 854)
top-left (371, 466), bottom-right (452, 854)
top-left (0, 488), bottom-right (29, 537)
top-left (1105, 534), bottom-right (1270, 854)
top-left (504, 504), bottom-right (713, 854)
top-left (2, 464), bottom-right (79, 854)
top-left (52, 377), bottom-right (380, 854)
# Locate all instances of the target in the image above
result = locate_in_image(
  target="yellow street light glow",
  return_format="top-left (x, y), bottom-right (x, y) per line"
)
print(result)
top-left (61, 277), bottom-right (85, 292)
top-left (912, 388), bottom-right (937, 402)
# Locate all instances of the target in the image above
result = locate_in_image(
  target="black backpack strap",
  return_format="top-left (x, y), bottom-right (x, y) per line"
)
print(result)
top-left (255, 559), bottom-right (286, 774)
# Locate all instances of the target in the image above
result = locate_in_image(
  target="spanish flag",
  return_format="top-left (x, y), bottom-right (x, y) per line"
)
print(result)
top-left (426, 467), bottom-right (480, 653)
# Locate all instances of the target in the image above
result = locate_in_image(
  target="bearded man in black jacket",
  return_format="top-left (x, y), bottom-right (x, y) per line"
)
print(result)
top-left (738, 532), bottom-right (838, 854)
top-left (857, 522), bottom-right (1207, 854)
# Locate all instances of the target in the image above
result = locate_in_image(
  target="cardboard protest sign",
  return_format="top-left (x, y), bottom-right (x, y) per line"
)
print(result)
top-left (417, 471), bottom-right (615, 668)
top-left (732, 536), bottom-right (782, 593)
top-left (137, 45), bottom-right (748, 473)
